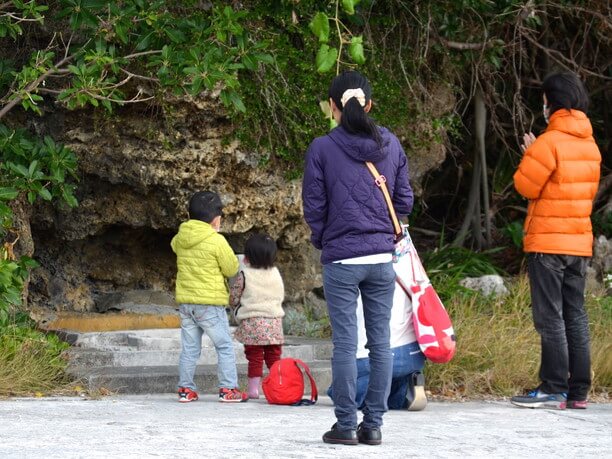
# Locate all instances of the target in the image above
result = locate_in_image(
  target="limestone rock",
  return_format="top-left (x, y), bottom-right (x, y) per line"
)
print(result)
top-left (459, 275), bottom-right (509, 297)
top-left (96, 290), bottom-right (176, 313)
top-left (592, 235), bottom-right (611, 276)
top-left (27, 92), bottom-right (450, 312)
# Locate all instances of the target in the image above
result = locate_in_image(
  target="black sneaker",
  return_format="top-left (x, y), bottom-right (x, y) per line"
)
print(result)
top-left (322, 423), bottom-right (358, 445)
top-left (406, 371), bottom-right (427, 411)
top-left (357, 423), bottom-right (382, 445)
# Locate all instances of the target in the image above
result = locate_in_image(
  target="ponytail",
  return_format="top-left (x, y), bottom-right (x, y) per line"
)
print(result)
top-left (329, 71), bottom-right (381, 144)
top-left (341, 98), bottom-right (381, 143)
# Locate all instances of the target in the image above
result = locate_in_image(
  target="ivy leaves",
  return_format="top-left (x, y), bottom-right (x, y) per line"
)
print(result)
top-left (342, 0), bottom-right (361, 15)
top-left (349, 36), bottom-right (365, 65)
top-left (316, 45), bottom-right (338, 73)
top-left (309, 12), bottom-right (330, 42)
top-left (308, 1), bottom-right (366, 74)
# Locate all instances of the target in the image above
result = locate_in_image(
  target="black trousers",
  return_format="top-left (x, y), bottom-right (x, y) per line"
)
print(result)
top-left (527, 253), bottom-right (591, 400)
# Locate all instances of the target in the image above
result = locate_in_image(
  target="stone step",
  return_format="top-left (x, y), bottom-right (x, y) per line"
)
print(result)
top-left (67, 342), bottom-right (326, 368)
top-left (62, 329), bottom-right (332, 356)
top-left (59, 328), bottom-right (187, 350)
top-left (70, 362), bottom-right (332, 395)
top-left (61, 328), bottom-right (333, 394)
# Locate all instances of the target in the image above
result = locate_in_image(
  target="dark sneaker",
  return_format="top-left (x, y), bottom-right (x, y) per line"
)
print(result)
top-left (357, 423), bottom-right (382, 446)
top-left (406, 371), bottom-right (427, 411)
top-left (219, 388), bottom-right (248, 403)
top-left (567, 400), bottom-right (588, 409)
top-left (322, 423), bottom-right (358, 445)
top-left (511, 388), bottom-right (567, 409)
top-left (178, 387), bottom-right (198, 403)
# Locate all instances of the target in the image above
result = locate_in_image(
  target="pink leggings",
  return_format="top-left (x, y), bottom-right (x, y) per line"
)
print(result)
top-left (244, 344), bottom-right (282, 377)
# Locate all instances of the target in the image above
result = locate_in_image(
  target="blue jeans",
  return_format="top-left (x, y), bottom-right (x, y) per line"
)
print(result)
top-left (328, 342), bottom-right (425, 409)
top-left (323, 262), bottom-right (395, 431)
top-left (527, 253), bottom-right (591, 400)
top-left (177, 304), bottom-right (238, 391)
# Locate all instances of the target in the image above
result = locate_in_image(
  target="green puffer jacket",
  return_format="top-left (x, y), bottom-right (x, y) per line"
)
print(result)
top-left (171, 219), bottom-right (239, 306)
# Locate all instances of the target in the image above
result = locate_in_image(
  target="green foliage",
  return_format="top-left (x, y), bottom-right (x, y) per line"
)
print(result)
top-left (283, 304), bottom-right (331, 339)
top-left (0, 0), bottom-right (47, 39)
top-left (0, 125), bottom-right (76, 327)
top-left (0, 322), bottom-right (70, 396)
top-left (315, 44), bottom-right (338, 73)
top-left (309, 12), bottom-right (330, 42)
top-left (342, 0), bottom-right (361, 16)
top-left (503, 221), bottom-right (524, 249)
top-left (0, 257), bottom-right (37, 327)
top-left (421, 245), bottom-right (504, 302)
top-left (1, 1), bottom-right (273, 115)
top-left (307, 0), bottom-right (368, 73)
top-left (348, 36), bottom-right (365, 65)
top-left (0, 126), bottom-right (78, 208)
top-left (423, 245), bottom-right (504, 278)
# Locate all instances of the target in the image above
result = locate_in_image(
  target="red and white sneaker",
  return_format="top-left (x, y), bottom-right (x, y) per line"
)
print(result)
top-left (567, 400), bottom-right (588, 409)
top-left (178, 387), bottom-right (199, 403)
top-left (219, 388), bottom-right (248, 403)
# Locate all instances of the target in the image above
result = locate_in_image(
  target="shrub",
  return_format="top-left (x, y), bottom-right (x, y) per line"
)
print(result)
top-left (0, 322), bottom-right (70, 397)
top-left (426, 276), bottom-right (611, 397)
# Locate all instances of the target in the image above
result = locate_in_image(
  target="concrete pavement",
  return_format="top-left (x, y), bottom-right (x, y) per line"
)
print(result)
top-left (1, 395), bottom-right (610, 458)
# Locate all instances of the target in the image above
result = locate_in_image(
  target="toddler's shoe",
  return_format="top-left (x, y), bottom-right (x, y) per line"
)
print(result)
top-left (219, 387), bottom-right (249, 403)
top-left (567, 400), bottom-right (588, 409)
top-left (510, 387), bottom-right (567, 409)
top-left (247, 377), bottom-right (261, 399)
top-left (178, 387), bottom-right (198, 403)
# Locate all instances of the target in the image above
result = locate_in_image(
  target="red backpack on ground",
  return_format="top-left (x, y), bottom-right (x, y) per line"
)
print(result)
top-left (262, 358), bottom-right (318, 405)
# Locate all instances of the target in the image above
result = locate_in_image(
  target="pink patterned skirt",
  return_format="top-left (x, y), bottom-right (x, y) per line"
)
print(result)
top-left (234, 317), bottom-right (284, 346)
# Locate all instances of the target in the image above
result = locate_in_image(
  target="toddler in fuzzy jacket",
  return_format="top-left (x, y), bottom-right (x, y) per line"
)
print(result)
top-left (230, 233), bottom-right (285, 399)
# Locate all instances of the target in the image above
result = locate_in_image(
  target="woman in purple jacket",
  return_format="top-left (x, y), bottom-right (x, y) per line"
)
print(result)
top-left (302, 71), bottom-right (413, 446)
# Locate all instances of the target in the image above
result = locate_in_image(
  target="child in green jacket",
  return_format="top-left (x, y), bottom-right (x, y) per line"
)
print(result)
top-left (171, 191), bottom-right (247, 403)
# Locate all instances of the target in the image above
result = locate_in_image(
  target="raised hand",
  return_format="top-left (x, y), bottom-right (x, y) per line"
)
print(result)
top-left (521, 132), bottom-right (537, 152)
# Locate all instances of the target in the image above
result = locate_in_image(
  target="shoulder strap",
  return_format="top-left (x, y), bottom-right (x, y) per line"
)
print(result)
top-left (292, 359), bottom-right (318, 406)
top-left (365, 161), bottom-right (402, 239)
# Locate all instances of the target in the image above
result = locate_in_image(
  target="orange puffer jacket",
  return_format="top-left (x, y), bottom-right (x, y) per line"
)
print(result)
top-left (513, 109), bottom-right (601, 256)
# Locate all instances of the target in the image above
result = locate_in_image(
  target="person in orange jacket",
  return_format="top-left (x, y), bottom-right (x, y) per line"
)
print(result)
top-left (511, 72), bottom-right (601, 410)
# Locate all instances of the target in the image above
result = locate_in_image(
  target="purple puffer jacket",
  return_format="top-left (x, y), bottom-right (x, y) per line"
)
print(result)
top-left (302, 125), bottom-right (413, 264)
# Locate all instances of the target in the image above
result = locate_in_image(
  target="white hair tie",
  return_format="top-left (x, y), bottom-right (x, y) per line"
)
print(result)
top-left (341, 88), bottom-right (366, 108)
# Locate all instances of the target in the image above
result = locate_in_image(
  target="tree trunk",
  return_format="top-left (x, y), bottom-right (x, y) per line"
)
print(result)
top-left (475, 87), bottom-right (492, 248)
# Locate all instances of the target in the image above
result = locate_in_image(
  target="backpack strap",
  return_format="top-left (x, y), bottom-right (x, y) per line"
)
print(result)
top-left (365, 161), bottom-right (402, 240)
top-left (292, 359), bottom-right (318, 406)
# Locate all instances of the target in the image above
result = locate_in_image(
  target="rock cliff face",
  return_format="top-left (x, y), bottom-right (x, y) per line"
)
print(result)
top-left (28, 93), bottom-right (450, 312)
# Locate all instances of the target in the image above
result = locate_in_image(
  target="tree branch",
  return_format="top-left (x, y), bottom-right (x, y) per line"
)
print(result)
top-left (439, 37), bottom-right (488, 50)
top-left (120, 68), bottom-right (160, 83)
top-left (1, 12), bottom-right (42, 22)
top-left (83, 89), bottom-right (155, 104)
top-left (123, 50), bottom-right (163, 60)
top-left (0, 54), bottom-right (76, 120)
top-left (523, 32), bottom-right (612, 81)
